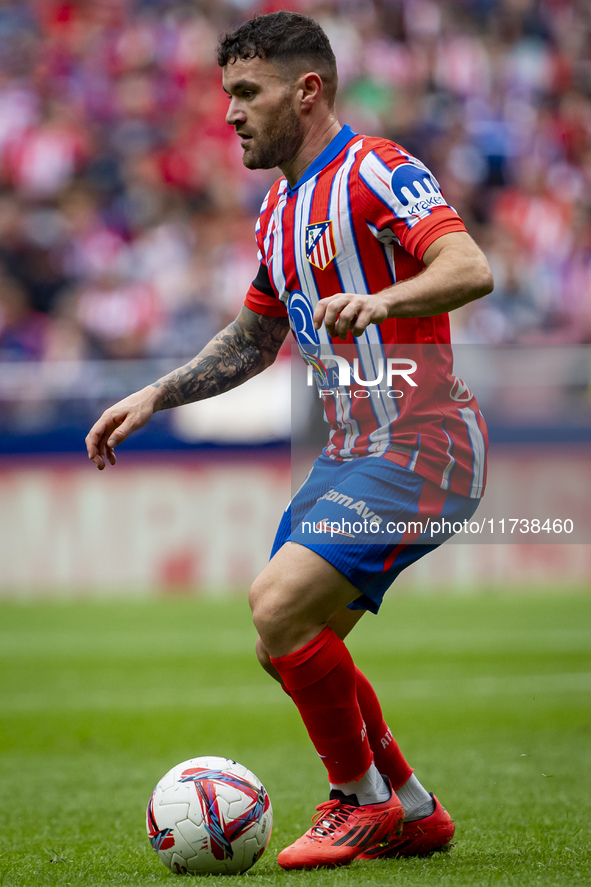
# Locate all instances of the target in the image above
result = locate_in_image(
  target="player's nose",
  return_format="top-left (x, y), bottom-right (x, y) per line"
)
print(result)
top-left (226, 98), bottom-right (246, 127)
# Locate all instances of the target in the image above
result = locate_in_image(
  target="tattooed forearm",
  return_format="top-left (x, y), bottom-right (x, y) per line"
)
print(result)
top-left (151, 307), bottom-right (290, 410)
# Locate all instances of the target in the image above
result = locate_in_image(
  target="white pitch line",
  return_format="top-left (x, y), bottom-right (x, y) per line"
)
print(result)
top-left (2, 672), bottom-right (590, 713)
top-left (1, 629), bottom-right (590, 658)
top-left (371, 671), bottom-right (591, 702)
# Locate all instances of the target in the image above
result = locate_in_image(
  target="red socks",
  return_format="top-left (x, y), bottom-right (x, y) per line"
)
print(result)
top-left (270, 627), bottom-right (373, 784)
top-left (354, 666), bottom-right (413, 790)
top-left (270, 627), bottom-right (414, 789)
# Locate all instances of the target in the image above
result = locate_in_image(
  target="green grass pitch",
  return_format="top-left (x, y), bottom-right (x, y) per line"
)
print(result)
top-left (0, 590), bottom-right (589, 886)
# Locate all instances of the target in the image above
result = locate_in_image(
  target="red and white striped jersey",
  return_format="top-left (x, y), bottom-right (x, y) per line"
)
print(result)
top-left (244, 125), bottom-right (487, 499)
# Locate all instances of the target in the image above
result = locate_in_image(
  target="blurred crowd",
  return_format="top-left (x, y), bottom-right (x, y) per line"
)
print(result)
top-left (0, 0), bottom-right (590, 367)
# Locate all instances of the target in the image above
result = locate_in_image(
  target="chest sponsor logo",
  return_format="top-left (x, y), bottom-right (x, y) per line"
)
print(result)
top-left (390, 161), bottom-right (447, 221)
top-left (287, 289), bottom-right (334, 386)
top-left (305, 220), bottom-right (337, 270)
top-left (288, 290), bottom-right (320, 354)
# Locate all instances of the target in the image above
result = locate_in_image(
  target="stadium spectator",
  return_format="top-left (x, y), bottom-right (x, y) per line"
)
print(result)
top-left (0, 271), bottom-right (49, 360)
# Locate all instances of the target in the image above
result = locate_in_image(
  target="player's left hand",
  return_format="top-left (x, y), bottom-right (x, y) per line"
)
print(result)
top-left (313, 292), bottom-right (389, 339)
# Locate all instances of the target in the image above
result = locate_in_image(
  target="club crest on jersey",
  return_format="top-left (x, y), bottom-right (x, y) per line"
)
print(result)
top-left (305, 220), bottom-right (336, 270)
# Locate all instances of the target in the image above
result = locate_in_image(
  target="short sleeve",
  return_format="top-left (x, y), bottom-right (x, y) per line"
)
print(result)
top-left (357, 147), bottom-right (467, 261)
top-left (244, 262), bottom-right (288, 317)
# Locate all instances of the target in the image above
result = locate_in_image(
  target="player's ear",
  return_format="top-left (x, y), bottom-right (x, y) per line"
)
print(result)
top-left (298, 72), bottom-right (323, 111)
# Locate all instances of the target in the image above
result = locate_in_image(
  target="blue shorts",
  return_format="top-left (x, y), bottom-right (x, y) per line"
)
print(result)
top-left (271, 454), bottom-right (480, 614)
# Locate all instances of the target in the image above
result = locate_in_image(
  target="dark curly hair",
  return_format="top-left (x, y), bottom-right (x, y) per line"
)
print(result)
top-left (218, 11), bottom-right (338, 105)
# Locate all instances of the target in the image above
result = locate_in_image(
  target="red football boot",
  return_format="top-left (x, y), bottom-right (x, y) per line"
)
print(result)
top-left (277, 788), bottom-right (404, 870)
top-left (358, 795), bottom-right (454, 859)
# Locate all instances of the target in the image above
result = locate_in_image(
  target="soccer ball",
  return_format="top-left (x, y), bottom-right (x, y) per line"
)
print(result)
top-left (146, 756), bottom-right (273, 875)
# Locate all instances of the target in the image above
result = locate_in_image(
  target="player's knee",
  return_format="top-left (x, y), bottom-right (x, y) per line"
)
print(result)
top-left (249, 587), bottom-right (283, 641)
top-left (248, 572), bottom-right (264, 616)
top-left (248, 572), bottom-right (275, 626)
top-left (249, 574), bottom-right (292, 649)
top-left (249, 563), bottom-right (322, 655)
top-left (254, 635), bottom-right (275, 675)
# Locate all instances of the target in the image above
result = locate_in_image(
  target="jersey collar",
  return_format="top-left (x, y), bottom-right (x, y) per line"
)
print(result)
top-left (286, 124), bottom-right (358, 196)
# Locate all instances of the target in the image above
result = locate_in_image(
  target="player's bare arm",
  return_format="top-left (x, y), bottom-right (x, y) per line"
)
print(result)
top-left (86, 306), bottom-right (290, 470)
top-left (314, 231), bottom-right (493, 339)
top-left (150, 306), bottom-right (290, 408)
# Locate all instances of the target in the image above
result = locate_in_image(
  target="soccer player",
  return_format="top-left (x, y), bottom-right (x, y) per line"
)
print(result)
top-left (86, 11), bottom-right (493, 870)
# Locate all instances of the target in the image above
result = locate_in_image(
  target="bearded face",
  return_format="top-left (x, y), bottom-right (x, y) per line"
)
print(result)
top-left (239, 96), bottom-right (305, 171)
top-left (223, 57), bottom-right (307, 174)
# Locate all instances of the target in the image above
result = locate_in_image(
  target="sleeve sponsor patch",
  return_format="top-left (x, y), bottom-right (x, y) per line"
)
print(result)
top-left (390, 160), bottom-right (448, 222)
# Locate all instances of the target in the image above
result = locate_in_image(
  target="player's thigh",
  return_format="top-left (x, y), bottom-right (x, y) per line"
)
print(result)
top-left (249, 541), bottom-right (364, 657)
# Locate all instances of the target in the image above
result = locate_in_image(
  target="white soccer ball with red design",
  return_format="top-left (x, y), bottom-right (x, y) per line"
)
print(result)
top-left (146, 756), bottom-right (273, 875)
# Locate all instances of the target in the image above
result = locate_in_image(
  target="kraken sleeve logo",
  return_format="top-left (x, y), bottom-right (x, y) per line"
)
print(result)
top-left (390, 161), bottom-right (447, 220)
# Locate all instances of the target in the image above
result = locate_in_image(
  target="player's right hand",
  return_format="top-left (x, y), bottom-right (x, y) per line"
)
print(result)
top-left (85, 386), bottom-right (160, 470)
